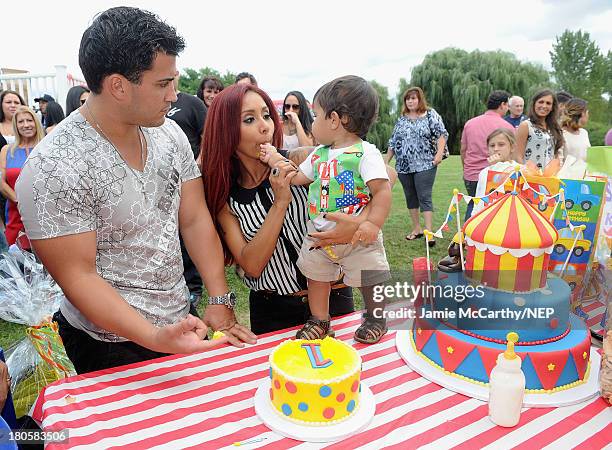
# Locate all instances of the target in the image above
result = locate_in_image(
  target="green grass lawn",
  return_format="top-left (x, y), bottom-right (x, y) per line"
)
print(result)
top-left (0, 156), bottom-right (465, 350)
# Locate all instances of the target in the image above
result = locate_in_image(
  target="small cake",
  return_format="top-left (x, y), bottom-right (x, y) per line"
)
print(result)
top-left (268, 337), bottom-right (361, 425)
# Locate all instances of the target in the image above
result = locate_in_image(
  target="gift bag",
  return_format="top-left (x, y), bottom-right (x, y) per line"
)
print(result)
top-left (0, 248), bottom-right (75, 418)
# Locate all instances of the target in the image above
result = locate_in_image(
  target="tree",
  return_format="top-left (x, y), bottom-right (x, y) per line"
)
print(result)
top-left (394, 77), bottom-right (410, 119)
top-left (551, 30), bottom-right (611, 144)
top-left (550, 30), bottom-right (606, 101)
top-left (178, 67), bottom-right (237, 95)
top-left (607, 50), bottom-right (612, 126)
top-left (607, 50), bottom-right (612, 95)
top-left (410, 48), bottom-right (550, 152)
top-left (366, 80), bottom-right (395, 153)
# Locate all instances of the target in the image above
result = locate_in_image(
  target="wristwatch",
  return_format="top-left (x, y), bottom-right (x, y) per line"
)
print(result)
top-left (208, 291), bottom-right (237, 310)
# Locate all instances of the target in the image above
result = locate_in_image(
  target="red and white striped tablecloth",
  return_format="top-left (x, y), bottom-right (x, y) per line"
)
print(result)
top-left (582, 299), bottom-right (607, 338)
top-left (32, 312), bottom-right (611, 449)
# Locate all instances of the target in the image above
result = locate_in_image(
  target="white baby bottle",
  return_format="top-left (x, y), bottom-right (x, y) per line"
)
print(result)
top-left (488, 332), bottom-right (525, 427)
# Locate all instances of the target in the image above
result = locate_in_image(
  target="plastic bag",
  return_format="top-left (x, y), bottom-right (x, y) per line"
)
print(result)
top-left (0, 248), bottom-right (75, 417)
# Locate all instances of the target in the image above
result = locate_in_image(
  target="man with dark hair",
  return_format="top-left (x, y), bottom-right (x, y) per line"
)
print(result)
top-left (16, 6), bottom-right (256, 374)
top-left (460, 90), bottom-right (514, 219)
top-left (235, 72), bottom-right (258, 87)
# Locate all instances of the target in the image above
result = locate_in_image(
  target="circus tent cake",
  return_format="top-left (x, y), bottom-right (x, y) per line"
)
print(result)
top-left (464, 192), bottom-right (557, 292)
top-left (406, 191), bottom-right (592, 394)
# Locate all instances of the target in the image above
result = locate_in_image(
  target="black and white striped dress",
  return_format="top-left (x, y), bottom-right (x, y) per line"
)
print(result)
top-left (228, 180), bottom-right (309, 295)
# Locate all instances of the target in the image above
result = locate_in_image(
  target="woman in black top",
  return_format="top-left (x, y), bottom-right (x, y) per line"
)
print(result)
top-left (201, 84), bottom-right (359, 334)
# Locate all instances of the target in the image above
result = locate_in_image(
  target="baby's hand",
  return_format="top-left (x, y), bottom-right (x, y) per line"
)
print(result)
top-left (259, 143), bottom-right (279, 164)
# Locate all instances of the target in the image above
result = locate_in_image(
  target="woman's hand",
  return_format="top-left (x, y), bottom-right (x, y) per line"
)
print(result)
top-left (270, 160), bottom-right (298, 206)
top-left (433, 136), bottom-right (446, 166)
top-left (308, 212), bottom-right (364, 247)
top-left (352, 220), bottom-right (380, 245)
top-left (285, 111), bottom-right (299, 125)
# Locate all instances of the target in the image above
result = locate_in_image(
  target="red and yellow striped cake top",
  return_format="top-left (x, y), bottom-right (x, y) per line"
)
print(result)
top-left (463, 193), bottom-right (558, 249)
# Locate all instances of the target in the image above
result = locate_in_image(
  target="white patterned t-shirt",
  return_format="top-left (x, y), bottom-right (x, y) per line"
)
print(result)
top-left (16, 111), bottom-right (201, 341)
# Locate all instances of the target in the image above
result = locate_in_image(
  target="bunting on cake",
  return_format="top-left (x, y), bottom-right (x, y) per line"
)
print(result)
top-left (477, 345), bottom-right (503, 378)
top-left (527, 350), bottom-right (570, 391)
top-left (414, 324), bottom-right (435, 352)
top-left (569, 337), bottom-right (591, 380)
top-left (435, 331), bottom-right (476, 372)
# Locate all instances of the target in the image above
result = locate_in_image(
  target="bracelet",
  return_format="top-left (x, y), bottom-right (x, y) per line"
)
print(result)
top-left (284, 159), bottom-right (299, 170)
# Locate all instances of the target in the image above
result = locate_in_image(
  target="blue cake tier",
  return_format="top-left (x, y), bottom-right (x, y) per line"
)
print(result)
top-left (428, 272), bottom-right (570, 343)
top-left (411, 313), bottom-right (591, 392)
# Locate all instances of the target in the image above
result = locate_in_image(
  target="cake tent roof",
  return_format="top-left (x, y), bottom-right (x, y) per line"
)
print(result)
top-left (463, 192), bottom-right (558, 249)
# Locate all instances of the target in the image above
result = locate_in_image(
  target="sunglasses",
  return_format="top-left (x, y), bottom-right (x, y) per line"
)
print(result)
top-left (283, 104), bottom-right (300, 111)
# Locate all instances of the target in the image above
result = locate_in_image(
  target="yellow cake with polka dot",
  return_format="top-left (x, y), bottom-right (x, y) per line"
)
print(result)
top-left (268, 337), bottom-right (362, 425)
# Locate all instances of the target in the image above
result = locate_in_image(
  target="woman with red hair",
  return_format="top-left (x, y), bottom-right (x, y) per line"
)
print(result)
top-left (201, 84), bottom-right (357, 334)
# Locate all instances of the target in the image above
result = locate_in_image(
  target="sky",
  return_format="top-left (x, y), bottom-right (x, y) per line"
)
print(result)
top-left (3, 0), bottom-right (611, 102)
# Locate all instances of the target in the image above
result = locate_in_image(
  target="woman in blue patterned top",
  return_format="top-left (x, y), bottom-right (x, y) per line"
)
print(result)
top-left (386, 87), bottom-right (448, 245)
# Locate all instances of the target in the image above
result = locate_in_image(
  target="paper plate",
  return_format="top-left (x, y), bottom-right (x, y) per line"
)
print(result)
top-left (254, 378), bottom-right (375, 442)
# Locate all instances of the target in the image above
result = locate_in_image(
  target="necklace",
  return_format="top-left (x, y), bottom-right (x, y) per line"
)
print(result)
top-left (84, 102), bottom-right (148, 198)
top-left (285, 123), bottom-right (297, 135)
